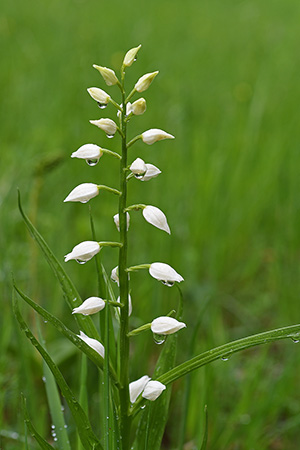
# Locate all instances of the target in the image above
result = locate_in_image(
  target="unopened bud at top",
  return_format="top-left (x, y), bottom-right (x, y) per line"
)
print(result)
top-left (87, 88), bottom-right (110, 105)
top-left (90, 118), bottom-right (117, 137)
top-left (131, 98), bottom-right (147, 115)
top-left (123, 44), bottom-right (142, 67)
top-left (93, 65), bottom-right (119, 86)
top-left (142, 129), bottom-right (175, 145)
top-left (135, 71), bottom-right (159, 93)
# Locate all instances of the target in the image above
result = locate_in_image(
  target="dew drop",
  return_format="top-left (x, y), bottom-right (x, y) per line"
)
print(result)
top-left (134, 58), bottom-right (137, 62)
top-left (97, 102), bottom-right (107, 110)
top-left (51, 425), bottom-right (55, 430)
top-left (44, 320), bottom-right (48, 324)
top-left (292, 338), bottom-right (300, 343)
top-left (75, 259), bottom-right (86, 265)
top-left (221, 356), bottom-right (229, 361)
top-left (140, 405), bottom-right (146, 410)
top-left (64, 424), bottom-right (68, 428)
top-left (162, 280), bottom-right (174, 287)
top-left (153, 333), bottom-right (166, 345)
top-left (106, 134), bottom-right (114, 139)
top-left (134, 174), bottom-right (144, 180)
top-left (86, 158), bottom-right (99, 167)
top-left (42, 376), bottom-right (46, 383)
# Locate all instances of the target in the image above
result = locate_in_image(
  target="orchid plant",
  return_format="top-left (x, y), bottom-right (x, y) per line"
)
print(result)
top-left (14, 45), bottom-right (300, 450)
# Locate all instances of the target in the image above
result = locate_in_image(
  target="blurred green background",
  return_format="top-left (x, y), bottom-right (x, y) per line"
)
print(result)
top-left (1, 0), bottom-right (300, 448)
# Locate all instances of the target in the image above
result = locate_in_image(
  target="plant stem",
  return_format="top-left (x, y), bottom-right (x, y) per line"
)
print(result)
top-left (118, 65), bottom-right (131, 450)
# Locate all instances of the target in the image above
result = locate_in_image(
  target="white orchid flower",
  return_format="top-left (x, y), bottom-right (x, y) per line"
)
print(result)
top-left (87, 87), bottom-right (110, 104)
top-left (64, 183), bottom-right (99, 203)
top-left (142, 205), bottom-right (170, 234)
top-left (117, 294), bottom-right (132, 316)
top-left (71, 144), bottom-right (103, 165)
top-left (142, 380), bottom-right (166, 401)
top-left (130, 158), bottom-right (147, 176)
top-left (90, 118), bottom-right (117, 136)
top-left (64, 241), bottom-right (101, 263)
top-left (111, 266), bottom-right (119, 286)
top-left (93, 65), bottom-right (119, 86)
top-left (149, 262), bottom-right (184, 286)
top-left (140, 163), bottom-right (161, 181)
top-left (131, 98), bottom-right (147, 115)
top-left (135, 72), bottom-right (159, 93)
top-left (151, 316), bottom-right (186, 335)
top-left (113, 212), bottom-right (130, 231)
top-left (141, 129), bottom-right (175, 145)
top-left (78, 331), bottom-right (104, 358)
top-left (123, 45), bottom-right (141, 67)
top-left (72, 297), bottom-right (106, 315)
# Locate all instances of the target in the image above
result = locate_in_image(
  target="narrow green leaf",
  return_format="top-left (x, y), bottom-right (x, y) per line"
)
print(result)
top-left (13, 294), bottom-right (103, 450)
top-left (22, 395), bottom-right (55, 450)
top-left (77, 354), bottom-right (88, 450)
top-left (36, 322), bottom-right (71, 450)
top-left (200, 405), bottom-right (208, 450)
top-left (17, 189), bottom-right (99, 340)
top-left (158, 324), bottom-right (300, 386)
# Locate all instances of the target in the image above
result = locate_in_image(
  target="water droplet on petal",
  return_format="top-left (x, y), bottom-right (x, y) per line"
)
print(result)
top-left (153, 333), bottom-right (166, 345)
top-left (162, 280), bottom-right (175, 287)
top-left (86, 158), bottom-right (99, 167)
top-left (97, 102), bottom-right (107, 109)
top-left (106, 134), bottom-right (114, 139)
top-left (75, 259), bottom-right (86, 265)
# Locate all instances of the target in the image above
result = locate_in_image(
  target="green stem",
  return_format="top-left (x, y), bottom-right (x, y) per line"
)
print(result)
top-left (97, 185), bottom-right (121, 196)
top-left (118, 68), bottom-right (131, 450)
top-left (127, 135), bottom-right (142, 148)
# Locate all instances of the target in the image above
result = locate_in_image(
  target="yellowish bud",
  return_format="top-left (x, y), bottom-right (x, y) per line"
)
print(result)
top-left (87, 88), bottom-right (110, 104)
top-left (123, 44), bottom-right (142, 67)
top-left (135, 71), bottom-right (159, 93)
top-left (93, 65), bottom-right (119, 86)
top-left (131, 98), bottom-right (147, 115)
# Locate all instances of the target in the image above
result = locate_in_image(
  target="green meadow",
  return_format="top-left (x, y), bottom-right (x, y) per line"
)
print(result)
top-left (1, 0), bottom-right (300, 448)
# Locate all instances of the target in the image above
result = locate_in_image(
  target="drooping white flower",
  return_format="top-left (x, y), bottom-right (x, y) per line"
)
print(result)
top-left (149, 263), bottom-right (184, 286)
top-left (111, 266), bottom-right (119, 286)
top-left (64, 241), bottom-right (101, 263)
top-left (71, 144), bottom-right (103, 164)
top-left (129, 375), bottom-right (151, 403)
top-left (87, 87), bottom-right (110, 104)
top-left (72, 297), bottom-right (106, 315)
top-left (130, 158), bottom-right (147, 176)
top-left (64, 183), bottom-right (99, 203)
top-left (135, 72), bottom-right (159, 93)
top-left (117, 294), bottom-right (132, 316)
top-left (78, 331), bottom-right (105, 358)
top-left (151, 317), bottom-right (186, 335)
top-left (141, 129), bottom-right (175, 145)
top-left (90, 118), bottom-right (117, 136)
top-left (141, 164), bottom-right (161, 181)
top-left (93, 65), bottom-right (119, 86)
top-left (142, 380), bottom-right (166, 401)
top-left (113, 212), bottom-right (130, 231)
top-left (131, 98), bottom-right (147, 115)
top-left (123, 44), bottom-right (141, 67)
top-left (142, 205), bottom-right (170, 234)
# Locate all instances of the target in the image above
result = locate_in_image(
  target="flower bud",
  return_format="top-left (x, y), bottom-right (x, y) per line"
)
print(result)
top-left (151, 316), bottom-right (186, 335)
top-left (130, 158), bottom-right (147, 176)
top-left (117, 294), bottom-right (132, 316)
top-left (131, 98), bottom-right (147, 115)
top-left (64, 241), bottom-right (101, 263)
top-left (72, 297), bottom-right (106, 315)
top-left (135, 71), bottom-right (159, 93)
top-left (113, 212), bottom-right (130, 231)
top-left (93, 65), bottom-right (119, 86)
top-left (123, 44), bottom-right (141, 67)
top-left (78, 331), bottom-right (104, 358)
top-left (90, 118), bottom-right (117, 136)
top-left (142, 129), bottom-right (175, 145)
top-left (87, 87), bottom-right (110, 105)
top-left (142, 380), bottom-right (166, 401)
top-left (129, 375), bottom-right (151, 403)
top-left (111, 266), bottom-right (119, 286)
top-left (71, 144), bottom-right (103, 164)
top-left (64, 183), bottom-right (99, 203)
top-left (142, 205), bottom-right (170, 234)
top-left (140, 164), bottom-right (161, 181)
top-left (149, 262), bottom-right (184, 286)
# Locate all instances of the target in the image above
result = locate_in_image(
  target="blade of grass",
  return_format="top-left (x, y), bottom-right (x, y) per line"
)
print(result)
top-left (77, 354), bottom-right (88, 450)
top-left (22, 395), bottom-right (55, 450)
top-left (200, 405), bottom-right (208, 450)
top-left (13, 293), bottom-right (103, 450)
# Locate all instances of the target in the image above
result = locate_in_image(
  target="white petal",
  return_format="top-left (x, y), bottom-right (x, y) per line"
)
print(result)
top-left (78, 331), bottom-right (105, 358)
top-left (111, 266), bottom-right (119, 286)
top-left (64, 241), bottom-right (100, 262)
top-left (151, 317), bottom-right (186, 335)
top-left (113, 212), bottom-right (130, 231)
top-left (117, 294), bottom-right (132, 316)
top-left (130, 158), bottom-right (147, 175)
top-left (143, 205), bottom-right (170, 234)
top-left (131, 98), bottom-right (147, 115)
top-left (87, 87), bottom-right (110, 104)
top-left (142, 380), bottom-right (166, 401)
top-left (93, 65), bottom-right (119, 86)
top-left (71, 144), bottom-right (102, 161)
top-left (90, 118), bottom-right (117, 136)
top-left (129, 375), bottom-right (151, 403)
top-left (135, 72), bottom-right (159, 93)
top-left (64, 183), bottom-right (99, 203)
top-left (149, 263), bottom-right (184, 285)
top-left (140, 164), bottom-right (161, 181)
top-left (123, 44), bottom-right (141, 67)
top-left (141, 129), bottom-right (175, 145)
top-left (72, 297), bottom-right (106, 315)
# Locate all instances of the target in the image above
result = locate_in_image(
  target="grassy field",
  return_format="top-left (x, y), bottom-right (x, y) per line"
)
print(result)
top-left (1, 0), bottom-right (300, 448)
